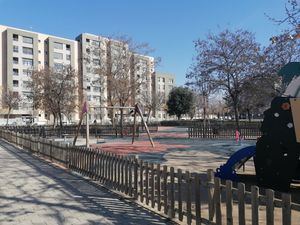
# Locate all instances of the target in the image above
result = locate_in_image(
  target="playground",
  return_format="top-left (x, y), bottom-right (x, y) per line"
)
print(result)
top-left (89, 126), bottom-right (256, 174)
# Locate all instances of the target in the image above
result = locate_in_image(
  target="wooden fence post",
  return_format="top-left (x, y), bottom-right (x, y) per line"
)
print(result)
top-left (134, 158), bottom-right (138, 199)
top-left (145, 162), bottom-right (149, 205)
top-left (238, 183), bottom-right (246, 225)
top-left (186, 171), bottom-right (192, 225)
top-left (177, 169), bottom-right (183, 221)
top-left (139, 160), bottom-right (144, 202)
top-left (207, 169), bottom-right (215, 221)
top-left (251, 185), bottom-right (259, 225)
top-left (282, 193), bottom-right (291, 225)
top-left (150, 163), bottom-right (155, 208)
top-left (163, 165), bottom-right (168, 215)
top-left (157, 164), bottom-right (161, 211)
top-left (194, 173), bottom-right (201, 225)
top-left (266, 189), bottom-right (274, 225)
top-left (168, 167), bottom-right (175, 218)
top-left (214, 177), bottom-right (222, 225)
top-left (125, 157), bottom-right (129, 194)
top-left (226, 180), bottom-right (233, 225)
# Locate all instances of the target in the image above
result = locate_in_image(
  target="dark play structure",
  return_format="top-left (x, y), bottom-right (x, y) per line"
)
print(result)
top-left (216, 62), bottom-right (300, 191)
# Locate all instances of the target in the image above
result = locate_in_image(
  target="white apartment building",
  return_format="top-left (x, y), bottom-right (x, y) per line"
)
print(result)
top-left (76, 33), bottom-right (108, 123)
top-left (0, 25), bottom-right (79, 124)
top-left (153, 72), bottom-right (176, 120)
top-left (0, 25), bottom-right (155, 125)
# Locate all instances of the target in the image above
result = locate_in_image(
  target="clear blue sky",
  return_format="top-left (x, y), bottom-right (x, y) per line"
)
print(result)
top-left (0, 0), bottom-right (289, 85)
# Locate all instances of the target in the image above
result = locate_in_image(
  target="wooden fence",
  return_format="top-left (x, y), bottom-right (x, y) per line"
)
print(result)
top-left (188, 125), bottom-right (262, 140)
top-left (2, 124), bottom-right (159, 138)
top-left (0, 129), bottom-right (299, 225)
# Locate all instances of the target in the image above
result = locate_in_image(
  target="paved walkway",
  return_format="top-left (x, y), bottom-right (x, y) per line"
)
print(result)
top-left (0, 139), bottom-right (171, 225)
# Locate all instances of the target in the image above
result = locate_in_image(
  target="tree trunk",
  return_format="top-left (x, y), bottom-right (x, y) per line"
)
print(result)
top-left (233, 100), bottom-right (240, 131)
top-left (120, 108), bottom-right (124, 138)
top-left (58, 112), bottom-right (63, 137)
top-left (146, 108), bottom-right (152, 124)
top-left (6, 108), bottom-right (11, 126)
top-left (203, 106), bottom-right (207, 121)
top-left (52, 114), bottom-right (56, 128)
top-left (247, 109), bottom-right (251, 122)
top-left (110, 108), bottom-right (115, 127)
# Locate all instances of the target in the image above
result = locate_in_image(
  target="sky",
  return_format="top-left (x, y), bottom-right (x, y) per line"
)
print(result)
top-left (0, 0), bottom-right (290, 85)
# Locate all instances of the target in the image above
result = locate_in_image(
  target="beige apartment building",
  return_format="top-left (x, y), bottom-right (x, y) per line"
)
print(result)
top-left (153, 72), bottom-right (176, 120)
top-left (0, 25), bottom-right (155, 125)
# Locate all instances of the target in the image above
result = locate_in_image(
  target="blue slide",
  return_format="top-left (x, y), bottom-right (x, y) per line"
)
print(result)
top-left (215, 146), bottom-right (256, 181)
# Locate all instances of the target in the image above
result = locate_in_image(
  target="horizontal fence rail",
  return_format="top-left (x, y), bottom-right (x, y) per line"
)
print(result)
top-left (0, 129), bottom-right (298, 225)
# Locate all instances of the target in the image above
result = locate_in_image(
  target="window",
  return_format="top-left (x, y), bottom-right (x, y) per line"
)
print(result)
top-left (23, 69), bottom-right (32, 76)
top-left (13, 34), bottom-right (18, 41)
top-left (38, 50), bottom-right (41, 53)
top-left (66, 44), bottom-right (71, 50)
top-left (87, 95), bottom-right (91, 101)
top-left (23, 36), bottom-right (33, 44)
top-left (13, 91), bottom-right (19, 97)
top-left (53, 42), bottom-right (63, 50)
top-left (66, 54), bottom-right (71, 61)
top-left (87, 86), bottom-right (91, 91)
top-left (93, 58), bottom-right (100, 66)
top-left (86, 38), bottom-right (90, 43)
top-left (13, 57), bottom-right (19, 64)
top-left (162, 78), bottom-right (165, 82)
top-left (23, 47), bottom-right (33, 55)
top-left (23, 81), bottom-right (30, 89)
top-left (13, 68), bottom-right (19, 76)
top-left (53, 52), bottom-right (63, 59)
top-left (93, 96), bottom-right (100, 101)
top-left (93, 86), bottom-right (100, 92)
top-left (92, 40), bottom-right (100, 47)
top-left (22, 58), bottom-right (33, 66)
top-left (13, 80), bottom-right (19, 87)
top-left (13, 46), bottom-right (18, 53)
top-left (86, 67), bottom-right (92, 73)
top-left (54, 63), bottom-right (63, 70)
top-left (86, 48), bottom-right (90, 54)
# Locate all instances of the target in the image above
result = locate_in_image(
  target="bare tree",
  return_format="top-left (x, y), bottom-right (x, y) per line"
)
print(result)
top-left (186, 72), bottom-right (213, 123)
top-left (30, 66), bottom-right (78, 129)
top-left (187, 29), bottom-right (261, 130)
top-left (1, 90), bottom-right (22, 125)
top-left (267, 0), bottom-right (300, 29)
top-left (140, 91), bottom-right (165, 123)
top-left (82, 35), bottom-right (157, 134)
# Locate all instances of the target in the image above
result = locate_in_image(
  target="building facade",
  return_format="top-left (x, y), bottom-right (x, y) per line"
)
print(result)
top-left (0, 25), bottom-right (155, 125)
top-left (153, 72), bottom-right (176, 120)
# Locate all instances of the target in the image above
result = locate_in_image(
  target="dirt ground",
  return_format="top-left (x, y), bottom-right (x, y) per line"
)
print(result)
top-left (89, 126), bottom-right (256, 174)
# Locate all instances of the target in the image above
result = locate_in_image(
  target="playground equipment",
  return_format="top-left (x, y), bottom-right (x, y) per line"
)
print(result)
top-left (216, 62), bottom-right (300, 191)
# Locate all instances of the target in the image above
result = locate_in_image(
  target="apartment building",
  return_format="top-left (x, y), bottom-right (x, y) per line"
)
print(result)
top-left (153, 72), bottom-right (176, 120)
top-left (0, 25), bottom-right (79, 124)
top-left (132, 54), bottom-right (154, 108)
top-left (76, 33), bottom-right (108, 123)
top-left (0, 25), bottom-right (155, 125)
